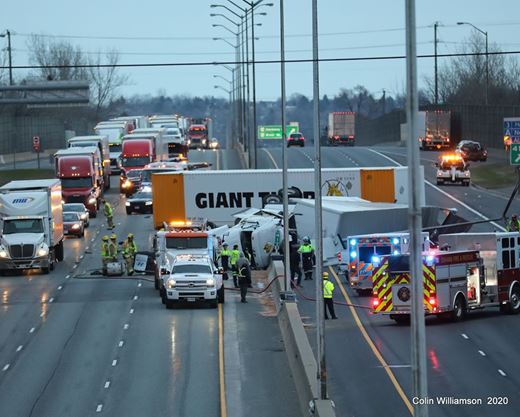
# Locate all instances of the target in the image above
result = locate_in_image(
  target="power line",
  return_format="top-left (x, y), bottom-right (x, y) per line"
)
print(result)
top-left (2, 50), bottom-right (519, 71)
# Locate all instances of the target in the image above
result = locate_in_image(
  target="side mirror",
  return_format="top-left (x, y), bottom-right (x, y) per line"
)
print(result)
top-left (218, 267), bottom-right (224, 274)
top-left (160, 268), bottom-right (168, 275)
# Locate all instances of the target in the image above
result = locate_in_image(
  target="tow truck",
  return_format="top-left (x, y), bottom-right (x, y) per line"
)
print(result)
top-left (371, 232), bottom-right (520, 323)
top-left (435, 153), bottom-right (470, 186)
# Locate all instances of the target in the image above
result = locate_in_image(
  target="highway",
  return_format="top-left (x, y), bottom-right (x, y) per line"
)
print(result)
top-left (0, 148), bottom-right (299, 417)
top-left (247, 144), bottom-right (519, 417)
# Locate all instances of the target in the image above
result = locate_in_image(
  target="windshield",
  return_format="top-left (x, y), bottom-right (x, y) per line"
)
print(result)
top-left (96, 127), bottom-right (123, 142)
top-left (3, 218), bottom-right (44, 234)
top-left (70, 142), bottom-right (96, 148)
top-left (63, 213), bottom-right (80, 222)
top-left (290, 133), bottom-right (303, 139)
top-left (61, 177), bottom-right (93, 188)
top-left (121, 156), bottom-right (150, 167)
top-left (131, 192), bottom-right (152, 200)
top-left (141, 169), bottom-right (178, 182)
top-left (63, 204), bottom-right (86, 213)
top-left (166, 237), bottom-right (207, 249)
top-left (109, 143), bottom-right (122, 153)
top-left (189, 127), bottom-right (207, 136)
top-left (166, 128), bottom-right (181, 135)
top-left (127, 170), bottom-right (142, 179)
top-left (172, 264), bottom-right (212, 274)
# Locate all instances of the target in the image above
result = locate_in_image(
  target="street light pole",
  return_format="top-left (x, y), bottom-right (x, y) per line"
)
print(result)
top-left (311, 0), bottom-right (326, 401)
top-left (434, 22), bottom-right (438, 105)
top-left (457, 22), bottom-right (489, 105)
top-left (0, 30), bottom-right (13, 85)
top-left (406, 1), bottom-right (429, 417)
top-left (250, 7), bottom-right (258, 168)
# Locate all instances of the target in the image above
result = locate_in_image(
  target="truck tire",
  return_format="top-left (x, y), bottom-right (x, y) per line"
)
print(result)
top-left (436, 179), bottom-right (443, 185)
top-left (42, 266), bottom-right (50, 274)
top-left (210, 299), bottom-right (218, 309)
top-left (218, 286), bottom-right (225, 304)
top-left (91, 211), bottom-right (97, 218)
top-left (165, 299), bottom-right (174, 309)
top-left (505, 285), bottom-right (520, 314)
top-left (450, 294), bottom-right (466, 322)
top-left (55, 241), bottom-right (64, 262)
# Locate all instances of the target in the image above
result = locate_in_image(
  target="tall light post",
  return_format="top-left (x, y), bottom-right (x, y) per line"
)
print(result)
top-left (214, 75), bottom-right (235, 148)
top-left (0, 30), bottom-right (13, 85)
top-left (457, 21), bottom-right (489, 105)
top-left (217, 63), bottom-right (245, 151)
top-left (433, 22), bottom-right (439, 105)
top-left (215, 85), bottom-right (233, 148)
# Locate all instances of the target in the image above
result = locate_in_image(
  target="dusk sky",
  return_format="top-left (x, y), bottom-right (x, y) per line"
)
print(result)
top-left (2, 0), bottom-right (519, 101)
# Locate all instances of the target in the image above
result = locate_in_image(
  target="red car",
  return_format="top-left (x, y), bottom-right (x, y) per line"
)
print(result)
top-left (287, 132), bottom-right (305, 147)
top-left (63, 212), bottom-right (85, 237)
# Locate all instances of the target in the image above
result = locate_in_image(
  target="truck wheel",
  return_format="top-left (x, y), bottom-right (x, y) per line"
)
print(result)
top-left (436, 180), bottom-right (443, 185)
top-left (55, 241), bottom-right (64, 262)
top-left (210, 299), bottom-right (218, 309)
top-left (160, 288), bottom-right (166, 304)
top-left (42, 267), bottom-right (50, 274)
top-left (91, 211), bottom-right (97, 218)
top-left (126, 209), bottom-right (131, 215)
top-left (505, 285), bottom-right (520, 314)
top-left (218, 286), bottom-right (225, 304)
top-left (450, 295), bottom-right (466, 322)
top-left (154, 274), bottom-right (159, 290)
top-left (165, 299), bottom-right (174, 309)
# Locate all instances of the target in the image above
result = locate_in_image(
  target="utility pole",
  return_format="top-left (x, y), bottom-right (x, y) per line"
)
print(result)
top-left (434, 22), bottom-right (438, 105)
top-left (382, 89), bottom-right (386, 114)
top-left (405, 1), bottom-right (429, 417)
top-left (1, 29), bottom-right (13, 85)
top-left (312, 0), bottom-right (326, 401)
top-left (250, 7), bottom-right (258, 168)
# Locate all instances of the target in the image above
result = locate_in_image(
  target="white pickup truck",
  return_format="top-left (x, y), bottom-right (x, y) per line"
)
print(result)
top-left (161, 255), bottom-right (224, 308)
top-left (436, 154), bottom-right (470, 186)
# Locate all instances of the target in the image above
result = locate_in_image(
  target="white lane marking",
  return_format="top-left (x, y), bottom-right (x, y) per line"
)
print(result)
top-left (478, 350), bottom-right (486, 357)
top-left (40, 312), bottom-right (45, 317)
top-left (91, 238), bottom-right (95, 242)
top-left (262, 148), bottom-right (279, 169)
top-left (86, 246), bottom-right (90, 251)
top-left (377, 364), bottom-right (411, 368)
top-left (80, 255), bottom-right (84, 259)
top-left (72, 264), bottom-right (78, 269)
top-left (65, 275), bottom-right (70, 279)
top-left (57, 286), bottom-right (63, 290)
top-left (49, 297), bottom-right (54, 303)
top-left (112, 359), bottom-right (118, 366)
top-left (96, 404), bottom-right (103, 413)
top-left (498, 369), bottom-right (507, 377)
top-left (16, 345), bottom-right (23, 352)
top-left (2, 364), bottom-right (10, 371)
top-left (367, 149), bottom-right (506, 231)
top-left (129, 308), bottom-right (134, 314)
top-left (137, 282), bottom-right (142, 288)
top-left (133, 295), bottom-right (138, 300)
top-left (118, 340), bottom-right (124, 348)
top-left (104, 381), bottom-right (110, 389)
top-left (123, 323), bottom-right (129, 330)
top-left (29, 327), bottom-right (35, 333)
top-left (461, 333), bottom-right (469, 339)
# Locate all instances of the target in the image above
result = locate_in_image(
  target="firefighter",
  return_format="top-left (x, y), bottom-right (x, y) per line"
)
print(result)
top-left (237, 252), bottom-right (252, 303)
top-left (122, 233), bottom-right (138, 275)
top-left (103, 199), bottom-right (114, 230)
top-left (322, 272), bottom-right (337, 319)
top-left (217, 242), bottom-right (232, 280)
top-left (506, 214), bottom-right (520, 232)
top-left (230, 244), bottom-right (240, 288)
top-left (298, 236), bottom-right (315, 280)
top-left (101, 235), bottom-right (111, 274)
top-left (290, 243), bottom-right (302, 288)
top-left (108, 233), bottom-right (118, 261)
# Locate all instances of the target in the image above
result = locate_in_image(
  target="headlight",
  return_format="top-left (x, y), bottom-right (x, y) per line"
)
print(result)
top-left (88, 197), bottom-right (96, 205)
top-left (125, 202), bottom-right (130, 206)
top-left (122, 180), bottom-right (132, 188)
top-left (0, 249), bottom-right (8, 258)
top-left (206, 278), bottom-right (216, 287)
top-left (80, 213), bottom-right (87, 220)
top-left (37, 247), bottom-right (49, 257)
top-left (145, 201), bottom-right (153, 206)
top-left (202, 139), bottom-right (207, 144)
top-left (72, 224), bottom-right (80, 230)
top-left (167, 279), bottom-right (176, 288)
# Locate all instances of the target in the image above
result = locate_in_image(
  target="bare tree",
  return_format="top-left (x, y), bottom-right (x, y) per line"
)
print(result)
top-left (88, 50), bottom-right (129, 112)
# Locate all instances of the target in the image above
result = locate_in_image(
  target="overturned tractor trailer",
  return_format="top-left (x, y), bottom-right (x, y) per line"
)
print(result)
top-left (151, 166), bottom-right (422, 228)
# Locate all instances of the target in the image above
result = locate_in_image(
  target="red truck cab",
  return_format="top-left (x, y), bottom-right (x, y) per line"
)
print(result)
top-left (120, 139), bottom-right (154, 175)
top-left (56, 155), bottom-right (100, 216)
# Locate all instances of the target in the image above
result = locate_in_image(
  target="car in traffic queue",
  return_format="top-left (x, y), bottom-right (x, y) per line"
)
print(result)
top-left (287, 132), bottom-right (305, 147)
top-left (436, 153), bottom-right (471, 186)
top-left (120, 168), bottom-right (143, 196)
top-left (161, 254), bottom-right (224, 309)
top-left (63, 211), bottom-right (85, 237)
top-left (62, 203), bottom-right (90, 227)
top-left (125, 190), bottom-right (153, 215)
top-left (456, 140), bottom-right (488, 162)
top-left (209, 138), bottom-right (219, 149)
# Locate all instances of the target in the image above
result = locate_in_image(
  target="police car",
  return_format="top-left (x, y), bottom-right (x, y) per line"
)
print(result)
top-left (161, 254), bottom-right (224, 308)
top-left (436, 153), bottom-right (470, 186)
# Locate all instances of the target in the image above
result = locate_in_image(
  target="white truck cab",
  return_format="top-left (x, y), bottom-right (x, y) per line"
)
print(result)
top-left (161, 254), bottom-right (224, 308)
top-left (436, 153), bottom-right (470, 186)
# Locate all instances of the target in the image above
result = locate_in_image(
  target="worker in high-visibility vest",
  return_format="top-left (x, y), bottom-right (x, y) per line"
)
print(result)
top-left (322, 272), bottom-right (337, 320)
top-left (217, 242), bottom-right (232, 280)
top-left (122, 233), bottom-right (138, 275)
top-left (230, 244), bottom-right (240, 288)
top-left (101, 235), bottom-right (111, 274)
top-left (108, 234), bottom-right (118, 261)
top-left (103, 199), bottom-right (114, 230)
top-left (506, 214), bottom-right (520, 232)
top-left (298, 236), bottom-right (315, 280)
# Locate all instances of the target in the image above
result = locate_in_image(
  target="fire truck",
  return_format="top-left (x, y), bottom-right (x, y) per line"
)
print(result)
top-left (341, 232), bottom-right (430, 295)
top-left (371, 232), bottom-right (520, 323)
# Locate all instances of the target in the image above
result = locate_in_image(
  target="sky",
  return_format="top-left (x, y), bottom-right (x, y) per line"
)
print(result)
top-left (2, 0), bottom-right (519, 101)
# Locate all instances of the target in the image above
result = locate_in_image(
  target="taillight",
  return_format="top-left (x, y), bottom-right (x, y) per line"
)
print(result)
top-left (429, 297), bottom-right (437, 306)
top-left (372, 299), bottom-right (380, 307)
top-left (337, 252), bottom-right (342, 262)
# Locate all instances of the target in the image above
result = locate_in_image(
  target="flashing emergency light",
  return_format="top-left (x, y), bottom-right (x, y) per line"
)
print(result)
top-left (372, 299), bottom-right (380, 307)
top-left (429, 297), bottom-right (437, 306)
top-left (350, 238), bottom-right (357, 246)
top-left (392, 237), bottom-right (400, 245)
top-left (393, 250), bottom-right (400, 256)
top-left (371, 255), bottom-right (380, 264)
top-left (426, 255), bottom-right (435, 266)
top-left (350, 251), bottom-right (357, 259)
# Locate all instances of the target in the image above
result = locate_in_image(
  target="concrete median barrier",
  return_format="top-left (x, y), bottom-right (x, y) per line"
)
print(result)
top-left (268, 260), bottom-right (336, 417)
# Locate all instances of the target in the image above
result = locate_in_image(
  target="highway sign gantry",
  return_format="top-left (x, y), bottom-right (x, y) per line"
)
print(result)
top-left (257, 125), bottom-right (298, 140)
top-left (510, 144), bottom-right (520, 165)
top-left (504, 118), bottom-right (520, 144)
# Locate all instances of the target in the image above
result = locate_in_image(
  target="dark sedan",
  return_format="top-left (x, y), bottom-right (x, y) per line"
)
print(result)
top-left (456, 140), bottom-right (487, 162)
top-left (120, 169), bottom-right (143, 196)
top-left (63, 212), bottom-right (85, 237)
top-left (125, 191), bottom-right (153, 215)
